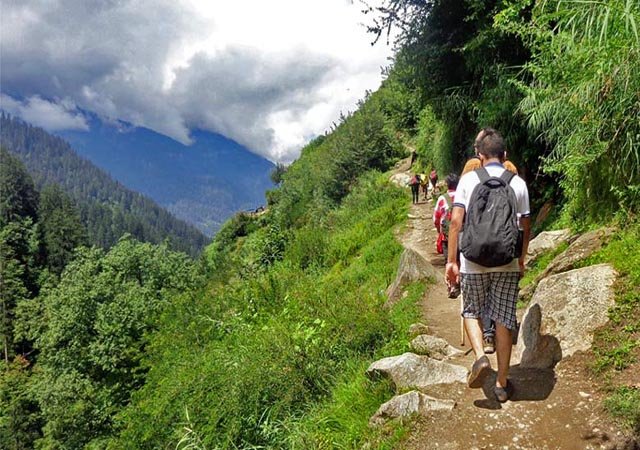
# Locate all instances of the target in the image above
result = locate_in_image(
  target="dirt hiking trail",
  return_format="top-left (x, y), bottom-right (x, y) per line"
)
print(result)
top-left (393, 161), bottom-right (631, 449)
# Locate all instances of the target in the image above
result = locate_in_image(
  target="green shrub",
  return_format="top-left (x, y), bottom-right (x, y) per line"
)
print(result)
top-left (284, 226), bottom-right (329, 271)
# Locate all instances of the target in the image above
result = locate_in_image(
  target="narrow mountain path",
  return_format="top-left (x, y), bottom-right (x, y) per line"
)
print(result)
top-left (392, 160), bottom-right (628, 449)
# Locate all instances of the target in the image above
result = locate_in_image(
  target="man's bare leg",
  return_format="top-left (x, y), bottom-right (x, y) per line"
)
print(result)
top-left (495, 323), bottom-right (512, 387)
top-left (464, 317), bottom-right (486, 359)
top-left (465, 316), bottom-right (493, 388)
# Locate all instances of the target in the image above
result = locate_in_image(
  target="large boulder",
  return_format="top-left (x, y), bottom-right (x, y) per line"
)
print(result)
top-left (366, 352), bottom-right (467, 390)
top-left (520, 227), bottom-right (615, 300)
top-left (525, 229), bottom-right (573, 268)
top-left (515, 264), bottom-right (617, 368)
top-left (542, 228), bottom-right (615, 276)
top-left (390, 173), bottom-right (412, 187)
top-left (369, 391), bottom-right (455, 427)
top-left (410, 334), bottom-right (463, 360)
top-left (385, 248), bottom-right (438, 307)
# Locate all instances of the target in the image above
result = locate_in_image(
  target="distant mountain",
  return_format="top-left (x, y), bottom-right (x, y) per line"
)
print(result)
top-left (56, 116), bottom-right (275, 236)
top-left (0, 113), bottom-right (209, 257)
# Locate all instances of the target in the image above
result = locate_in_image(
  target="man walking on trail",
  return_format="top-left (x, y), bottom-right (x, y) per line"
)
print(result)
top-left (445, 128), bottom-right (531, 402)
top-left (461, 128), bottom-right (519, 354)
top-left (462, 130), bottom-right (518, 176)
top-left (420, 173), bottom-right (429, 201)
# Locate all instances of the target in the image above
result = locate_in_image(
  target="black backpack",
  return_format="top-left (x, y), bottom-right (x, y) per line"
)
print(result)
top-left (460, 167), bottom-right (521, 267)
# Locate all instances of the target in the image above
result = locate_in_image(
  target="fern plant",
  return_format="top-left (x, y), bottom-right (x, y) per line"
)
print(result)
top-left (505, 0), bottom-right (640, 222)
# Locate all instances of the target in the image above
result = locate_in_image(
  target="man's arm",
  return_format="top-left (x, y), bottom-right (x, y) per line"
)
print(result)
top-left (433, 197), bottom-right (443, 232)
top-left (445, 206), bottom-right (464, 286)
top-left (519, 216), bottom-right (531, 277)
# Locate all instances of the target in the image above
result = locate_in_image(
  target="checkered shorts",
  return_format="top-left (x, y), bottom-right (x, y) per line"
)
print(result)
top-left (460, 272), bottom-right (520, 331)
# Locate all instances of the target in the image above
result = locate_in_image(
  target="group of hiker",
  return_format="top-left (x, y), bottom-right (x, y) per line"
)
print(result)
top-left (415, 127), bottom-right (530, 403)
top-left (408, 169), bottom-right (438, 204)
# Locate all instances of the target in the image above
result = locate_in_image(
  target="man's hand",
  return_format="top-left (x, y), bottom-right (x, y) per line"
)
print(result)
top-left (519, 259), bottom-right (525, 279)
top-left (445, 262), bottom-right (459, 287)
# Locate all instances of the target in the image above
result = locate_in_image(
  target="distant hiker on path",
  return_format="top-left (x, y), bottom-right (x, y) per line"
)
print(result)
top-left (429, 169), bottom-right (438, 191)
top-left (409, 173), bottom-right (421, 204)
top-left (445, 128), bottom-right (531, 402)
top-left (410, 148), bottom-right (417, 167)
top-left (420, 173), bottom-right (429, 201)
top-left (433, 173), bottom-right (459, 258)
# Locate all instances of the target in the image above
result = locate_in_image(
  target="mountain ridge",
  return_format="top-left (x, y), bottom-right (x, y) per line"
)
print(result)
top-left (56, 115), bottom-right (275, 236)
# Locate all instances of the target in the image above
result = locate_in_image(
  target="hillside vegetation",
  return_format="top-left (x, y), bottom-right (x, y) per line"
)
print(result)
top-left (1, 0), bottom-right (639, 448)
top-left (0, 114), bottom-right (209, 256)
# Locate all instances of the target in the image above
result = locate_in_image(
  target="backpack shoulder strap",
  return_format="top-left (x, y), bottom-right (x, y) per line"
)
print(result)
top-left (500, 169), bottom-right (515, 185)
top-left (475, 167), bottom-right (490, 184)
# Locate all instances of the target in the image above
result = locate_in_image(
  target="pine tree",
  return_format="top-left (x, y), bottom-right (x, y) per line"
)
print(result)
top-left (38, 185), bottom-right (88, 276)
top-left (0, 148), bottom-right (38, 227)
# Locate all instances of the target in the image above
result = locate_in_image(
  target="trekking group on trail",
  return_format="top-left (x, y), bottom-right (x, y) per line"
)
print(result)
top-left (421, 127), bottom-right (530, 403)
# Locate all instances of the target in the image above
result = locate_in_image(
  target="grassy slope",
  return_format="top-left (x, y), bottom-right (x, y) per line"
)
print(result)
top-left (583, 224), bottom-right (640, 434)
top-left (110, 172), bottom-right (426, 449)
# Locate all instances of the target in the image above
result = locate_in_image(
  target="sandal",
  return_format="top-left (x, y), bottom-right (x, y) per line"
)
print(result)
top-left (467, 355), bottom-right (491, 388)
top-left (494, 381), bottom-right (512, 403)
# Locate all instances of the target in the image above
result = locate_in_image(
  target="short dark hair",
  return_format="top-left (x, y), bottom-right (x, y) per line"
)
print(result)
top-left (474, 127), bottom-right (498, 149)
top-left (445, 173), bottom-right (459, 190)
top-left (477, 130), bottom-right (505, 160)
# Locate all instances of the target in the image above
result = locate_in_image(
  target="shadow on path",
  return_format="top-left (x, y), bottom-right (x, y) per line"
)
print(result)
top-left (474, 366), bottom-right (557, 409)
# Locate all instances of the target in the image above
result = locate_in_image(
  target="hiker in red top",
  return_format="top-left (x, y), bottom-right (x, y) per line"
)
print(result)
top-left (429, 169), bottom-right (438, 192)
top-left (433, 173), bottom-right (459, 258)
top-left (408, 173), bottom-right (421, 204)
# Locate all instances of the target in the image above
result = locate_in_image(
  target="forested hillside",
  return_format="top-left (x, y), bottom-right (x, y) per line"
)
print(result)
top-left (1, 0), bottom-right (638, 449)
top-left (0, 114), bottom-right (208, 256)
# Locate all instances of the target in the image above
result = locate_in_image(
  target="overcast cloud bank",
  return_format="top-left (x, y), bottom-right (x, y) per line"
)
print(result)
top-left (1, 0), bottom-right (393, 162)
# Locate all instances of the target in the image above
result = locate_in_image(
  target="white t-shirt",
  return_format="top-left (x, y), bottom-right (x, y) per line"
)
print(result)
top-left (453, 162), bottom-right (530, 274)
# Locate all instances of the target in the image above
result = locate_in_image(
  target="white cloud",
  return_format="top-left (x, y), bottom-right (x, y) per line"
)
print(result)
top-left (0, 0), bottom-right (394, 162)
top-left (0, 94), bottom-right (89, 131)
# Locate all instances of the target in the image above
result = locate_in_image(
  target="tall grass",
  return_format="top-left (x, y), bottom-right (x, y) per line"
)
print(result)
top-left (109, 172), bottom-right (424, 449)
top-left (514, 0), bottom-right (640, 222)
top-left (285, 282), bottom-right (425, 449)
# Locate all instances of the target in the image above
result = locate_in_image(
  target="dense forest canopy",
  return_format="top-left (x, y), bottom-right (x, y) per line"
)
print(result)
top-left (1, 0), bottom-right (638, 448)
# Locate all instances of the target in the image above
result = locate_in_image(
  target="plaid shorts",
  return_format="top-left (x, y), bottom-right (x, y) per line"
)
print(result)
top-left (460, 272), bottom-right (519, 331)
